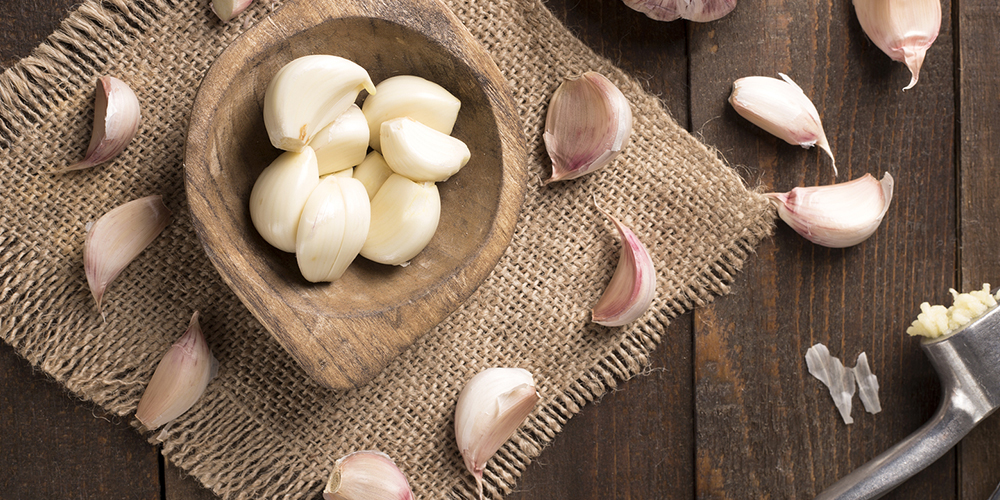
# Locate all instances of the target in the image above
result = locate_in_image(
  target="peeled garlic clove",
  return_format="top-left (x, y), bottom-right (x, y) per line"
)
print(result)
top-left (622, 0), bottom-right (737, 22)
top-left (250, 147), bottom-right (320, 253)
top-left (360, 174), bottom-right (440, 266)
top-left (805, 343), bottom-right (856, 425)
top-left (85, 195), bottom-right (171, 313)
top-left (331, 168), bottom-right (354, 179)
top-left (380, 117), bottom-right (471, 182)
top-left (136, 312), bottom-right (219, 429)
top-left (854, 0), bottom-right (941, 90)
top-left (323, 451), bottom-right (415, 500)
top-left (455, 368), bottom-right (539, 500)
top-left (765, 172), bottom-right (893, 248)
top-left (591, 202), bottom-right (657, 326)
top-left (543, 71), bottom-right (632, 183)
top-left (353, 151), bottom-right (394, 200)
top-left (263, 55), bottom-right (375, 152)
top-left (730, 74), bottom-right (836, 176)
top-left (362, 75), bottom-right (461, 152)
top-left (60, 76), bottom-right (141, 172)
top-left (296, 177), bottom-right (370, 283)
top-left (211, 0), bottom-right (253, 22)
top-left (309, 104), bottom-right (370, 176)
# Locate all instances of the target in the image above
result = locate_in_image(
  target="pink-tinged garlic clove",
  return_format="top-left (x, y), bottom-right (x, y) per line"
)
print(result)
top-left (211, 0), bottom-right (253, 22)
top-left (323, 451), bottom-right (415, 500)
top-left (60, 76), bottom-right (141, 172)
top-left (854, 0), bottom-right (942, 90)
top-left (622, 0), bottom-right (737, 22)
top-left (591, 201), bottom-right (657, 326)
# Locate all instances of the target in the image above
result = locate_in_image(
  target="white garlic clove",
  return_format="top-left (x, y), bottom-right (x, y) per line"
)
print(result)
top-left (543, 71), bottom-right (632, 183)
top-left (362, 75), bottom-right (461, 152)
top-left (136, 312), bottom-right (219, 429)
top-left (60, 76), bottom-right (141, 172)
top-left (730, 74), bottom-right (837, 176)
top-left (455, 368), bottom-right (539, 500)
top-left (309, 104), bottom-right (370, 176)
top-left (323, 450), bottom-right (415, 500)
top-left (211, 0), bottom-right (253, 22)
top-left (766, 172), bottom-right (894, 248)
top-left (250, 147), bottom-right (320, 253)
top-left (263, 55), bottom-right (375, 152)
top-left (360, 174), bottom-right (440, 266)
top-left (296, 176), bottom-right (370, 283)
top-left (591, 201), bottom-right (657, 326)
top-left (353, 151), bottom-right (394, 200)
top-left (85, 195), bottom-right (171, 314)
top-left (380, 117), bottom-right (471, 182)
top-left (622, 0), bottom-right (737, 22)
top-left (330, 168), bottom-right (354, 179)
top-left (854, 0), bottom-right (941, 90)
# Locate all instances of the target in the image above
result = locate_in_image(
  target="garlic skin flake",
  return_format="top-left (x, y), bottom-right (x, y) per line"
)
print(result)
top-left (263, 55), bottom-right (375, 152)
top-left (250, 147), bottom-right (320, 253)
top-left (85, 195), bottom-right (171, 313)
top-left (362, 75), bottom-right (461, 152)
top-left (360, 174), bottom-right (440, 266)
top-left (765, 172), bottom-right (893, 248)
top-left (455, 368), bottom-right (540, 500)
top-left (805, 343), bottom-right (856, 425)
top-left (854, 0), bottom-right (941, 90)
top-left (211, 0), bottom-right (253, 22)
top-left (296, 176), bottom-right (371, 283)
top-left (353, 151), bottom-right (394, 200)
top-left (592, 203), bottom-right (657, 327)
top-left (543, 71), bottom-right (632, 183)
top-left (136, 312), bottom-right (219, 429)
top-left (310, 104), bottom-right (370, 176)
top-left (853, 352), bottom-right (881, 414)
top-left (62, 76), bottom-right (141, 172)
top-left (323, 451), bottom-right (415, 500)
top-left (622, 0), bottom-right (737, 22)
top-left (380, 117), bottom-right (471, 182)
top-left (730, 74), bottom-right (836, 176)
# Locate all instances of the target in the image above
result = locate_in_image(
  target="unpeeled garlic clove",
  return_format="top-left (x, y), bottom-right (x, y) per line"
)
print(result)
top-left (323, 451), bottom-right (415, 500)
top-left (250, 147), bottom-right (320, 253)
top-left (353, 151), bottom-right (394, 200)
top-left (263, 55), bottom-right (375, 152)
top-left (85, 195), bottom-right (171, 314)
top-left (211, 0), bottom-right (253, 22)
top-left (854, 0), bottom-right (941, 90)
top-left (380, 117), bottom-right (471, 182)
top-left (309, 104), bottom-right (370, 176)
top-left (765, 172), bottom-right (894, 248)
top-left (455, 368), bottom-right (539, 500)
top-left (296, 176), bottom-right (371, 283)
top-left (622, 0), bottom-right (737, 22)
top-left (591, 201), bottom-right (657, 326)
top-left (543, 71), bottom-right (632, 183)
top-left (362, 75), bottom-right (461, 152)
top-left (730, 74), bottom-right (837, 176)
top-left (61, 76), bottom-right (141, 172)
top-left (360, 174), bottom-right (440, 266)
top-left (136, 312), bottom-right (219, 429)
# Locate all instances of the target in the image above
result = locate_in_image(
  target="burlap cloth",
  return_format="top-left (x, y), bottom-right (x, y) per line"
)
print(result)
top-left (0, 0), bottom-right (774, 497)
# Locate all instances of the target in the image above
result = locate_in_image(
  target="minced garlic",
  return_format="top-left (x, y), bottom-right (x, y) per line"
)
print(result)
top-left (906, 284), bottom-right (1000, 339)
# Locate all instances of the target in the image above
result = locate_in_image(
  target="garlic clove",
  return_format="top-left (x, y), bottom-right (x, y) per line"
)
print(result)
top-left (250, 147), bottom-right (320, 253)
top-left (296, 176), bottom-right (370, 283)
top-left (543, 71), bottom-right (632, 183)
top-left (854, 0), bottom-right (941, 90)
top-left (765, 172), bottom-right (894, 248)
top-left (330, 168), bottom-right (354, 179)
top-left (136, 312), bottom-right (219, 429)
top-left (591, 200), bottom-right (657, 326)
top-left (622, 0), bottom-right (737, 22)
top-left (211, 0), bottom-right (253, 22)
top-left (353, 151), bottom-right (394, 200)
top-left (362, 75), bottom-right (461, 152)
top-left (60, 76), bottom-right (141, 172)
top-left (455, 368), bottom-right (540, 500)
top-left (323, 450), bottom-right (415, 500)
top-left (85, 195), bottom-right (171, 314)
top-left (380, 117), bottom-right (471, 182)
top-left (730, 74), bottom-right (837, 176)
top-left (360, 174), bottom-right (440, 266)
top-left (309, 104), bottom-right (370, 176)
top-left (263, 55), bottom-right (375, 152)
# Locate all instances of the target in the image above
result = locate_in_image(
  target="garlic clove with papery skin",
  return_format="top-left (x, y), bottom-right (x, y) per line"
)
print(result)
top-left (622, 0), bottom-right (737, 22)
top-left (136, 312), bottom-right (219, 429)
top-left (60, 75), bottom-right (141, 172)
top-left (854, 0), bottom-right (941, 90)
top-left (360, 174), bottom-right (440, 266)
top-left (362, 75), bottom-right (461, 152)
top-left (211, 0), bottom-right (253, 22)
top-left (591, 201), bottom-right (657, 326)
top-left (765, 172), bottom-right (894, 248)
top-left (730, 74), bottom-right (837, 176)
top-left (543, 71), bottom-right (632, 183)
top-left (250, 147), bottom-right (320, 253)
top-left (309, 104), bottom-right (370, 176)
top-left (380, 117), bottom-right (471, 182)
top-left (323, 451), bottom-right (415, 500)
top-left (455, 368), bottom-right (540, 500)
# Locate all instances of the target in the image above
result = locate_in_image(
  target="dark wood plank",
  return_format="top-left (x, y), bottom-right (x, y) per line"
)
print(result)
top-left (690, 0), bottom-right (959, 498)
top-left (0, 0), bottom-right (78, 68)
top-left (957, 1), bottom-right (1000, 498)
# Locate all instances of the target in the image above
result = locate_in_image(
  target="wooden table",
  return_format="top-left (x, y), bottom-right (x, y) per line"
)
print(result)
top-left (3, 0), bottom-right (998, 498)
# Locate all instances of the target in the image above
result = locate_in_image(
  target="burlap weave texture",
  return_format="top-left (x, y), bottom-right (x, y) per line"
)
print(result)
top-left (0, 0), bottom-right (773, 498)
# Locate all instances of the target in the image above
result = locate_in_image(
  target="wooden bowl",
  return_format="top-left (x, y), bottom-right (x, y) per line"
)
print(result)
top-left (184, 0), bottom-right (527, 390)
